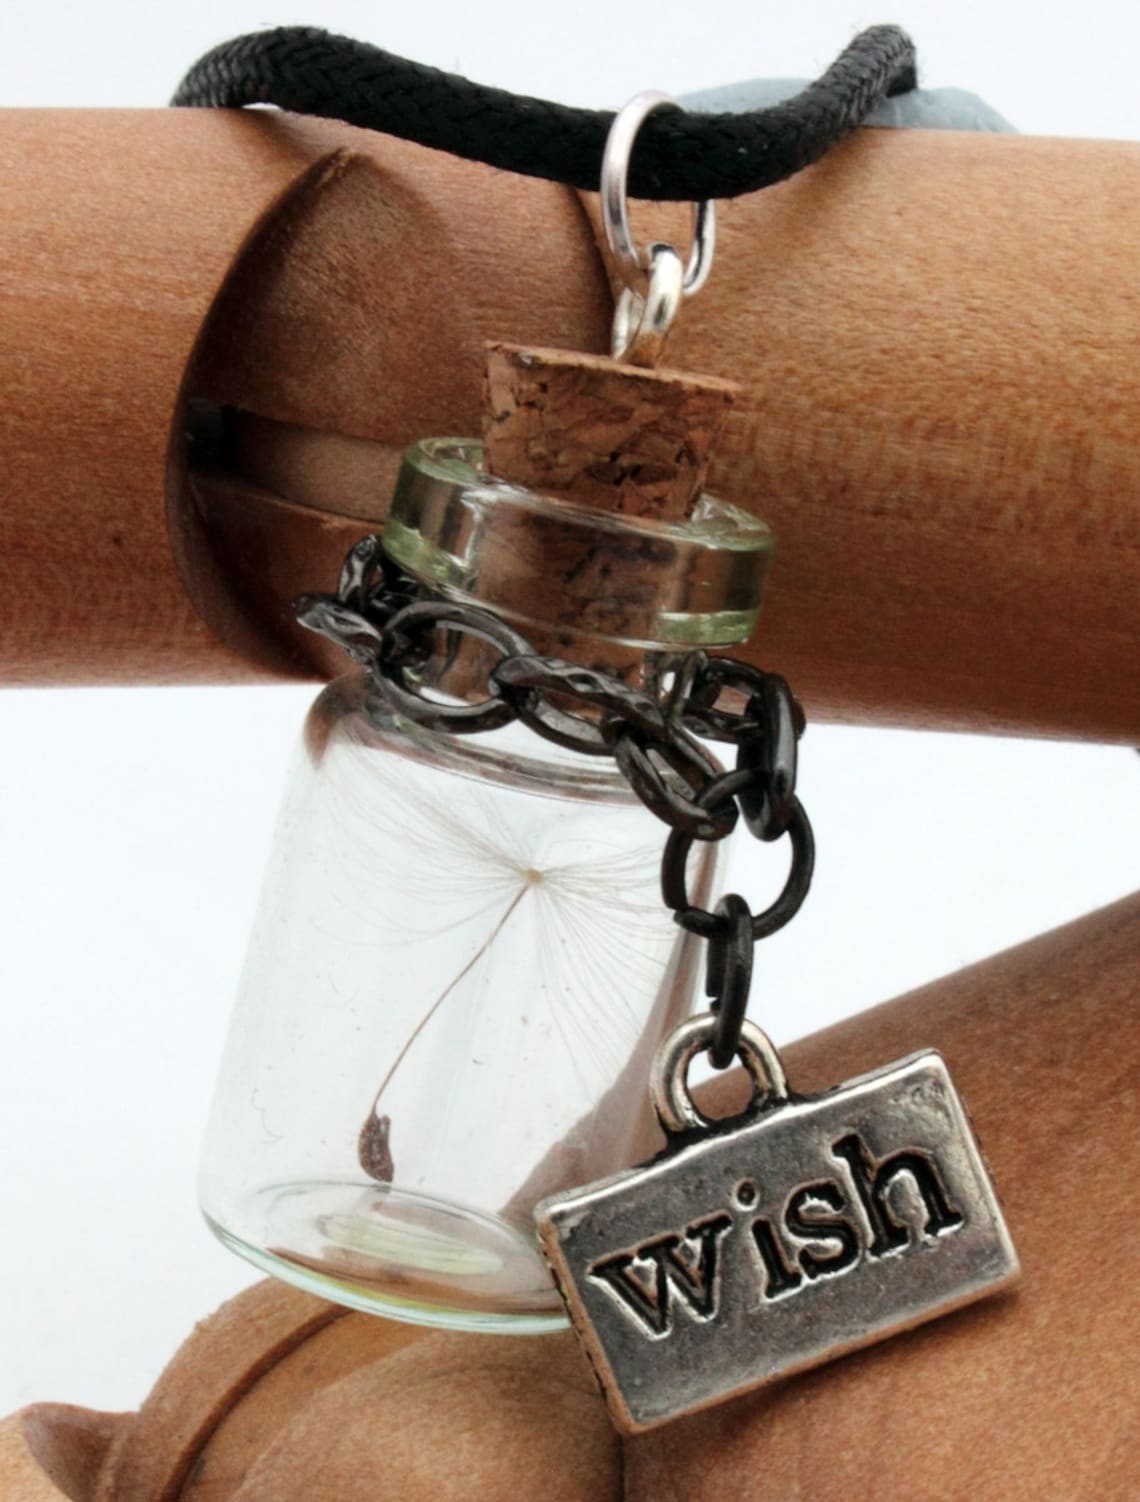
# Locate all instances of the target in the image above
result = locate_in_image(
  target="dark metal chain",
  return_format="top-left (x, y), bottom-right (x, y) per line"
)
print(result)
top-left (298, 536), bottom-right (814, 1069)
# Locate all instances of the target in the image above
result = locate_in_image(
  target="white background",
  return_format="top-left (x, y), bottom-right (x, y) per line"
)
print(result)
top-left (1, 0), bottom-right (1137, 1419)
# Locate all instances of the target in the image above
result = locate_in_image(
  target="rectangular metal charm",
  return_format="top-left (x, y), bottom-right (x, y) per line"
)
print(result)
top-left (535, 1039), bottom-right (1018, 1433)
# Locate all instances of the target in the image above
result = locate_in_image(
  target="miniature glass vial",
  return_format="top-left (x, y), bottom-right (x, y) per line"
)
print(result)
top-left (199, 439), bottom-right (773, 1332)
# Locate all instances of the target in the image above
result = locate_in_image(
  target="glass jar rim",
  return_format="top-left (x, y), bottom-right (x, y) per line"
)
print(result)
top-left (382, 438), bottom-right (774, 650)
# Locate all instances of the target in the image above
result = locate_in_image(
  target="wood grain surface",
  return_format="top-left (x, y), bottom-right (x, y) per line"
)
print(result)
top-left (0, 111), bottom-right (1135, 739)
top-left (6, 892), bottom-right (1136, 1499)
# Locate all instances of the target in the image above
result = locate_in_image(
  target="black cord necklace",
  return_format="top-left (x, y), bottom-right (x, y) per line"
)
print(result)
top-left (173, 23), bottom-right (917, 200)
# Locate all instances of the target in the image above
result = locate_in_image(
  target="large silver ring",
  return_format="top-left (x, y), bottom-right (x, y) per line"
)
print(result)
top-left (600, 90), bottom-right (716, 298)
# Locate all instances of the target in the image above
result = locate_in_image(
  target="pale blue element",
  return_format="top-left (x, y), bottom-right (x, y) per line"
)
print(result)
top-left (681, 80), bottom-right (1014, 133)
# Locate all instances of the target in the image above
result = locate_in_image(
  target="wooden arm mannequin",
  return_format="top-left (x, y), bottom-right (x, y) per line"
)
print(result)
top-left (4, 894), bottom-right (1137, 1499)
top-left (0, 110), bottom-right (1136, 736)
top-left (0, 108), bottom-right (1137, 1499)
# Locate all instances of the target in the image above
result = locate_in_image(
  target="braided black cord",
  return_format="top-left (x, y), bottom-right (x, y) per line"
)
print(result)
top-left (173, 24), bottom-right (916, 200)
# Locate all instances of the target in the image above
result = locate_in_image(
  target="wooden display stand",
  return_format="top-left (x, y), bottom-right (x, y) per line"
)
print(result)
top-left (0, 110), bottom-right (1136, 737)
top-left (0, 107), bottom-right (1137, 1497)
top-left (3, 894), bottom-right (1138, 1499)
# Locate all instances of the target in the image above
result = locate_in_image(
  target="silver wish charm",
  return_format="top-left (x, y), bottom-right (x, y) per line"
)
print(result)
top-left (535, 1015), bottom-right (1019, 1433)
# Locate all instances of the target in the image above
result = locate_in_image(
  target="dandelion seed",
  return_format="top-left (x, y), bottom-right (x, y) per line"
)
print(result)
top-left (342, 740), bottom-right (675, 1183)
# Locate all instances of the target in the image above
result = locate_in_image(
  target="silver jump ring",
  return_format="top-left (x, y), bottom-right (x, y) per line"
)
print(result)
top-left (600, 91), bottom-right (716, 297)
top-left (611, 243), bottom-right (684, 364)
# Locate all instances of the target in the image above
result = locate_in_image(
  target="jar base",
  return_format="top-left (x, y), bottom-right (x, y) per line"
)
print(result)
top-left (203, 1178), bottom-right (568, 1335)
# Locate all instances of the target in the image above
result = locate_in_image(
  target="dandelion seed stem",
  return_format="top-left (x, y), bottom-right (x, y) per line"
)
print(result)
top-left (359, 883), bottom-right (531, 1180)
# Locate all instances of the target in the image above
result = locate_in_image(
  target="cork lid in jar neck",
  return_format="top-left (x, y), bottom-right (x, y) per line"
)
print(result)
top-left (382, 438), bottom-right (773, 662)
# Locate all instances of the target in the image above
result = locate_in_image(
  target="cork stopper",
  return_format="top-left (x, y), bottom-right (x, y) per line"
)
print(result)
top-left (481, 341), bottom-right (739, 521)
top-left (379, 341), bottom-right (770, 688)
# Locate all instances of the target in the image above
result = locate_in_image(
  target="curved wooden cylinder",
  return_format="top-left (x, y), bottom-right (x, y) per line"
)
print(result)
top-left (5, 893), bottom-right (1137, 1498)
top-left (0, 1405), bottom-right (123, 1502)
top-left (0, 108), bottom-right (607, 686)
top-left (0, 109), bottom-right (1136, 739)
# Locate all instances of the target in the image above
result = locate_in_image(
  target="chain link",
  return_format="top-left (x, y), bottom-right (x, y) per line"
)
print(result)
top-left (378, 599), bottom-right (530, 733)
top-left (705, 894), bottom-right (754, 1070)
top-left (298, 537), bottom-right (814, 1065)
top-left (491, 656), bottom-right (664, 756)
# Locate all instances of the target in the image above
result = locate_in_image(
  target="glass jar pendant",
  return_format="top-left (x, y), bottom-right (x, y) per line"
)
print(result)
top-left (198, 438), bottom-right (774, 1332)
